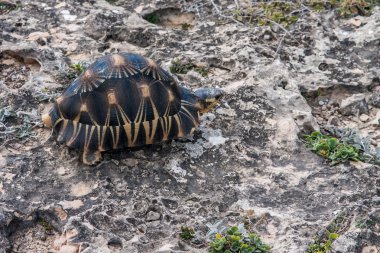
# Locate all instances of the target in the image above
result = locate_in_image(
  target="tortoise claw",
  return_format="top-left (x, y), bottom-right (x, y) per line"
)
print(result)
top-left (82, 150), bottom-right (102, 165)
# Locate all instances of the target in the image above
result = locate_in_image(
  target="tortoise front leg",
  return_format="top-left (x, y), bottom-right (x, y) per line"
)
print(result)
top-left (82, 149), bottom-right (102, 165)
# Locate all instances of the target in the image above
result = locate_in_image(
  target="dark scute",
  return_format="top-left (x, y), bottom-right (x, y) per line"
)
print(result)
top-left (50, 103), bottom-right (61, 127)
top-left (179, 105), bottom-right (199, 135)
top-left (88, 126), bottom-right (99, 151)
top-left (68, 123), bottom-right (86, 150)
top-left (59, 92), bottom-right (109, 125)
top-left (59, 123), bottom-right (100, 151)
top-left (123, 53), bottom-right (147, 70)
top-left (113, 78), bottom-right (141, 122)
top-left (56, 120), bottom-right (73, 144)
top-left (102, 126), bottom-right (114, 151)
top-left (85, 91), bottom-right (108, 125)
top-left (168, 116), bottom-right (179, 140)
top-left (59, 94), bottom-right (83, 121)
top-left (150, 81), bottom-right (169, 116)
top-left (90, 55), bottom-right (111, 75)
top-left (143, 99), bottom-right (154, 121)
top-left (168, 97), bottom-right (181, 116)
top-left (117, 125), bottom-right (128, 149)
top-left (108, 106), bottom-right (121, 125)
top-left (79, 111), bottom-right (93, 125)
top-left (150, 82), bottom-right (167, 110)
top-left (179, 113), bottom-right (194, 136)
top-left (62, 78), bottom-right (81, 97)
top-left (150, 80), bottom-right (182, 117)
top-left (135, 123), bottom-right (146, 146)
top-left (158, 67), bottom-right (172, 80)
top-left (153, 120), bottom-right (164, 143)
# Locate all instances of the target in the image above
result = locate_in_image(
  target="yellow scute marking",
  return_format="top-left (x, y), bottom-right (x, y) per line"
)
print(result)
top-left (80, 103), bottom-right (88, 112)
top-left (83, 69), bottom-right (93, 80)
top-left (146, 58), bottom-right (157, 67)
top-left (107, 91), bottom-right (117, 104)
top-left (140, 84), bottom-right (150, 98)
top-left (143, 119), bottom-right (158, 144)
top-left (168, 90), bottom-right (175, 102)
top-left (111, 54), bottom-right (125, 66)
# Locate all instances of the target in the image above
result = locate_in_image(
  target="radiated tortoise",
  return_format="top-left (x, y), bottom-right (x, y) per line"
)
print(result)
top-left (42, 53), bottom-right (224, 165)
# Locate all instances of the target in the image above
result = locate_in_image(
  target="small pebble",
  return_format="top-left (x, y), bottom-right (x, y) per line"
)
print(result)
top-left (327, 116), bottom-right (340, 126)
top-left (263, 34), bottom-right (271, 40)
top-left (318, 100), bottom-right (324, 106)
top-left (137, 224), bottom-right (147, 233)
top-left (316, 117), bottom-right (324, 124)
top-left (58, 245), bottom-right (79, 253)
top-left (359, 114), bottom-right (369, 122)
top-left (372, 196), bottom-right (380, 204)
top-left (122, 158), bottom-right (138, 167)
top-left (146, 211), bottom-right (161, 221)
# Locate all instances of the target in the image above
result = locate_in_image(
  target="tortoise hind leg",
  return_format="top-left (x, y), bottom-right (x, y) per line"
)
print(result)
top-left (82, 149), bottom-right (102, 165)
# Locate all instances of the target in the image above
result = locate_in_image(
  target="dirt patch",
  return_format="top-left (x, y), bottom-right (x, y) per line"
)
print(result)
top-left (143, 8), bottom-right (196, 28)
top-left (0, 52), bottom-right (41, 89)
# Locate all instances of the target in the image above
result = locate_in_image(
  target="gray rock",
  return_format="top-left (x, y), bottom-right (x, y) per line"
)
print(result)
top-left (368, 208), bottom-right (380, 219)
top-left (185, 70), bottom-right (203, 84)
top-left (57, 245), bottom-right (80, 253)
top-left (372, 197), bottom-right (380, 206)
top-left (327, 115), bottom-right (340, 126)
top-left (294, 111), bottom-right (320, 133)
top-left (331, 232), bottom-right (359, 253)
top-left (360, 114), bottom-right (370, 122)
top-left (0, 236), bottom-right (9, 253)
top-left (367, 92), bottom-right (380, 108)
top-left (339, 94), bottom-right (369, 116)
top-left (146, 211), bottom-right (161, 222)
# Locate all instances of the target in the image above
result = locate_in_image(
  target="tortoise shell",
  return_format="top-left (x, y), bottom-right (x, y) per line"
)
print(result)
top-left (46, 53), bottom-right (201, 163)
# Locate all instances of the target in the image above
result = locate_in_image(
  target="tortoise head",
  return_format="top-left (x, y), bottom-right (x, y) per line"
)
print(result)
top-left (195, 88), bottom-right (224, 114)
top-left (41, 109), bottom-right (53, 128)
top-left (42, 113), bottom-right (52, 128)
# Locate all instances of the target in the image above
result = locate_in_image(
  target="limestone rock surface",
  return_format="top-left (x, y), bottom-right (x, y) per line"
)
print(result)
top-left (0, 1), bottom-right (379, 253)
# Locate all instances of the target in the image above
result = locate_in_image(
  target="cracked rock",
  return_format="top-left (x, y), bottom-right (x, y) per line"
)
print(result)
top-left (339, 94), bottom-right (369, 116)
